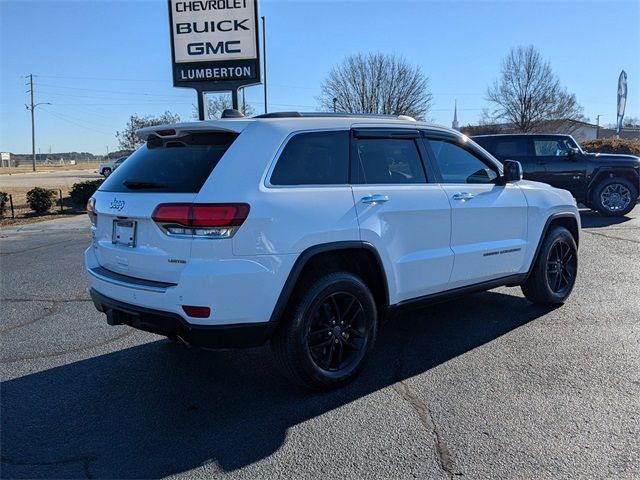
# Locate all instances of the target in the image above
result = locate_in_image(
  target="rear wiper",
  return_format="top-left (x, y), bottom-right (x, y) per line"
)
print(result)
top-left (123, 180), bottom-right (168, 190)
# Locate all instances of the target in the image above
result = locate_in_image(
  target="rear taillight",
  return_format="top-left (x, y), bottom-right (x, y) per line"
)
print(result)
top-left (152, 203), bottom-right (249, 239)
top-left (87, 198), bottom-right (97, 226)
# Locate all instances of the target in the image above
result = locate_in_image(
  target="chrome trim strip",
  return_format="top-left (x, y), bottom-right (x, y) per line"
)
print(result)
top-left (88, 266), bottom-right (175, 293)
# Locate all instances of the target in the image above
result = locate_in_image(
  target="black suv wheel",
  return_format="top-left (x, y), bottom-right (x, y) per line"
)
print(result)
top-left (272, 272), bottom-right (378, 390)
top-left (521, 226), bottom-right (578, 305)
top-left (592, 177), bottom-right (637, 216)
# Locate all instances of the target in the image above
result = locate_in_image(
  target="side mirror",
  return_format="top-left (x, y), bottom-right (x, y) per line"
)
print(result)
top-left (503, 160), bottom-right (523, 183)
top-left (567, 147), bottom-right (579, 159)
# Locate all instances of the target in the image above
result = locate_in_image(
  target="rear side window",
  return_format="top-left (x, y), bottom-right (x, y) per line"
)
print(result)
top-left (353, 138), bottom-right (427, 184)
top-left (99, 132), bottom-right (238, 193)
top-left (270, 131), bottom-right (349, 185)
top-left (493, 139), bottom-right (528, 157)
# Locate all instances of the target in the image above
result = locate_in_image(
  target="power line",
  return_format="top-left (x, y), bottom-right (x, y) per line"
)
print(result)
top-left (39, 107), bottom-right (112, 135)
top-left (35, 74), bottom-right (167, 83)
top-left (35, 90), bottom-right (192, 101)
top-left (35, 83), bottom-right (192, 98)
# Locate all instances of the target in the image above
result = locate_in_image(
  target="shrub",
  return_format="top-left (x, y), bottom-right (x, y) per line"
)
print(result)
top-left (70, 179), bottom-right (103, 207)
top-left (26, 187), bottom-right (56, 213)
top-left (580, 138), bottom-right (640, 156)
top-left (0, 192), bottom-right (8, 217)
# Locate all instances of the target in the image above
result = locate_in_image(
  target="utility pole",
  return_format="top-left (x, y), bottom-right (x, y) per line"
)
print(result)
top-left (262, 16), bottom-right (268, 114)
top-left (596, 114), bottom-right (602, 139)
top-left (25, 74), bottom-right (50, 172)
top-left (27, 74), bottom-right (36, 172)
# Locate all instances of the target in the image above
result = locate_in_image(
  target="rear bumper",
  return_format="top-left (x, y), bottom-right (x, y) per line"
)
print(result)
top-left (90, 289), bottom-right (276, 348)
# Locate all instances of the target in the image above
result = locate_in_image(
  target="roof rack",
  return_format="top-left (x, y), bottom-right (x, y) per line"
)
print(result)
top-left (253, 112), bottom-right (415, 121)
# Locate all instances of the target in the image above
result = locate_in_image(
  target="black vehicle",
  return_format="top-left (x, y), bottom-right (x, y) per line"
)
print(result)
top-left (472, 134), bottom-right (640, 216)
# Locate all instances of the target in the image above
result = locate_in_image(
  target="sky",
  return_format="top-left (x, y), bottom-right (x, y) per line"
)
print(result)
top-left (1, 0), bottom-right (639, 155)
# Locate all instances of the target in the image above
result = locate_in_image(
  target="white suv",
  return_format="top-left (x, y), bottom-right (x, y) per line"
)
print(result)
top-left (85, 112), bottom-right (580, 389)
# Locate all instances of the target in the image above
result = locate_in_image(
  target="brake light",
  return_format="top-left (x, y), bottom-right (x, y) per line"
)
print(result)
top-left (152, 203), bottom-right (249, 238)
top-left (87, 198), bottom-right (97, 226)
top-left (156, 129), bottom-right (176, 136)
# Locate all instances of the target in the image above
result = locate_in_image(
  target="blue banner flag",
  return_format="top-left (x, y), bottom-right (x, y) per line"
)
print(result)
top-left (616, 70), bottom-right (628, 136)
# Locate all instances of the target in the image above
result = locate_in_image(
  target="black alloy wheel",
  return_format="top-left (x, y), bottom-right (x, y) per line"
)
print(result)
top-left (521, 226), bottom-right (578, 305)
top-left (307, 292), bottom-right (368, 372)
top-left (272, 272), bottom-right (378, 390)
top-left (546, 238), bottom-right (577, 296)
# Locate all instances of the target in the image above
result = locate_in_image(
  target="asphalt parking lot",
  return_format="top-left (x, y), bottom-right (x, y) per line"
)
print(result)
top-left (1, 208), bottom-right (639, 479)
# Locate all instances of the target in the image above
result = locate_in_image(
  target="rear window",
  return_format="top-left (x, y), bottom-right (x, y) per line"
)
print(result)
top-left (99, 132), bottom-right (238, 193)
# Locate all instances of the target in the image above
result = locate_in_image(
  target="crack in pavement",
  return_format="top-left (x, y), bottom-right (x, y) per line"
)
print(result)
top-left (0, 329), bottom-right (135, 364)
top-left (0, 301), bottom-right (61, 334)
top-left (1, 297), bottom-right (91, 303)
top-left (582, 229), bottom-right (640, 244)
top-left (389, 326), bottom-right (461, 479)
top-left (392, 381), bottom-right (460, 479)
top-left (0, 239), bottom-right (75, 256)
top-left (0, 298), bottom-right (92, 333)
top-left (1, 454), bottom-right (97, 479)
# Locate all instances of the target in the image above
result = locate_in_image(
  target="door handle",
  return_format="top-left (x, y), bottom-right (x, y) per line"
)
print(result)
top-left (361, 194), bottom-right (389, 204)
top-left (452, 192), bottom-right (475, 201)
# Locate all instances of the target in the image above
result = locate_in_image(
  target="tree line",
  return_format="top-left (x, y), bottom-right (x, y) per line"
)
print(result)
top-left (116, 45), bottom-right (595, 150)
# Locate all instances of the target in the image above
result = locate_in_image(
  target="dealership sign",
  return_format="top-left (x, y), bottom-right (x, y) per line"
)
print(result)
top-left (168, 0), bottom-right (261, 90)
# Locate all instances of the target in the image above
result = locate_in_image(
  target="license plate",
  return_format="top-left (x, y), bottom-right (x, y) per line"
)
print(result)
top-left (112, 220), bottom-right (137, 247)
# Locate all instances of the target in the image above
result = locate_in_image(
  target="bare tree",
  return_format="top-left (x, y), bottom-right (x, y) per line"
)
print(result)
top-left (116, 111), bottom-right (181, 150)
top-left (486, 45), bottom-right (584, 132)
top-left (319, 53), bottom-right (432, 120)
top-left (191, 92), bottom-right (255, 120)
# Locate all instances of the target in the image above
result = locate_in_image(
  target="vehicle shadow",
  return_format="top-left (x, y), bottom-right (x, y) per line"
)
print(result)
top-left (1, 290), bottom-right (554, 478)
top-left (579, 209), bottom-right (633, 228)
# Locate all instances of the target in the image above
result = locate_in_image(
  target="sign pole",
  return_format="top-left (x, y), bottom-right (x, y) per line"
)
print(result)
top-left (197, 90), bottom-right (206, 121)
top-left (232, 89), bottom-right (239, 110)
top-left (262, 15), bottom-right (267, 114)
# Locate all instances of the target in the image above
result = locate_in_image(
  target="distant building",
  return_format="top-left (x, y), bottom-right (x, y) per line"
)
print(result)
top-left (461, 119), bottom-right (640, 141)
top-left (598, 127), bottom-right (640, 140)
top-left (452, 101), bottom-right (459, 131)
top-left (0, 152), bottom-right (12, 168)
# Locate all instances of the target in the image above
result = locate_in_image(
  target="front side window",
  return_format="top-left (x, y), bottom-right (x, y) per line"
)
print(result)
top-left (270, 131), bottom-right (349, 185)
top-left (428, 139), bottom-right (498, 184)
top-left (533, 137), bottom-right (577, 157)
top-left (353, 138), bottom-right (427, 184)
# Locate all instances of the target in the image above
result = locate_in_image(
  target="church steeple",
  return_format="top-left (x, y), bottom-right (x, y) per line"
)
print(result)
top-left (452, 100), bottom-right (459, 131)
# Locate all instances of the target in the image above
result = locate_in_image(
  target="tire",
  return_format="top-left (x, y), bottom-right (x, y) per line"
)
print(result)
top-left (592, 177), bottom-right (637, 216)
top-left (271, 271), bottom-right (378, 390)
top-left (521, 226), bottom-right (578, 305)
top-left (102, 168), bottom-right (112, 178)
